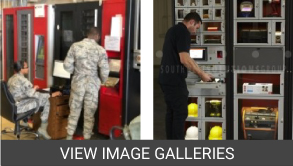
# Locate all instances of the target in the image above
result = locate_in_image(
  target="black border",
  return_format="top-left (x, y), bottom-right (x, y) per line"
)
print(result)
top-left (284, 0), bottom-right (292, 139)
top-left (226, 0), bottom-right (234, 140)
top-left (123, 0), bottom-right (141, 125)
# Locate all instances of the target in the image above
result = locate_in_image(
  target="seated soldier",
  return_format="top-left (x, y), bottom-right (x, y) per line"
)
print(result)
top-left (7, 60), bottom-right (62, 139)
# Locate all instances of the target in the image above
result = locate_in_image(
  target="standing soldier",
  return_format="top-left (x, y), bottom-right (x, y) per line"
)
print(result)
top-left (8, 60), bottom-right (62, 139)
top-left (64, 27), bottom-right (109, 140)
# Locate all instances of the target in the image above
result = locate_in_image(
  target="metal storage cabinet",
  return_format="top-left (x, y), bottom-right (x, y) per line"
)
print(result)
top-left (272, 20), bottom-right (285, 45)
top-left (259, 0), bottom-right (285, 19)
top-left (234, 20), bottom-right (285, 46)
top-left (201, 33), bottom-right (225, 45)
top-left (202, 120), bottom-right (226, 140)
top-left (234, 0), bottom-right (260, 19)
top-left (3, 6), bottom-right (55, 88)
top-left (201, 20), bottom-right (225, 33)
top-left (234, 20), bottom-right (272, 45)
top-left (201, 8), bottom-right (225, 20)
top-left (234, 96), bottom-right (284, 140)
top-left (17, 10), bottom-right (33, 82)
top-left (54, 2), bottom-right (102, 61)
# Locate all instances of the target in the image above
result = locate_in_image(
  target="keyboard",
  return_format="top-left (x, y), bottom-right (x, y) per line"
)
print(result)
top-left (50, 86), bottom-right (71, 95)
top-left (37, 88), bottom-right (50, 93)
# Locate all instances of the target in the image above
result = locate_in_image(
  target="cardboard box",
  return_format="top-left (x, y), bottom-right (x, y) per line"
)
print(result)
top-left (243, 83), bottom-right (273, 94)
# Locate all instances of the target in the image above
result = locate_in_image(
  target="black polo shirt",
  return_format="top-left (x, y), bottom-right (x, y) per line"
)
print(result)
top-left (159, 22), bottom-right (191, 86)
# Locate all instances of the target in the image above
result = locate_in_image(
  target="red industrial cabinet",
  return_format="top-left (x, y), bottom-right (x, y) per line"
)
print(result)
top-left (98, 0), bottom-right (127, 136)
top-left (3, 5), bottom-right (54, 88)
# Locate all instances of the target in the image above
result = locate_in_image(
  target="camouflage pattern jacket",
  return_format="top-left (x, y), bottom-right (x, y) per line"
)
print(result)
top-left (64, 38), bottom-right (109, 86)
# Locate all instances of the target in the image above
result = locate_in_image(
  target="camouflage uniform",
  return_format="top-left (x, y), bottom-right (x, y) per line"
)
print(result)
top-left (7, 73), bottom-right (50, 122)
top-left (64, 38), bottom-right (109, 139)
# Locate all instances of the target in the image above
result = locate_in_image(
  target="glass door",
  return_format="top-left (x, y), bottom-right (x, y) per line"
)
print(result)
top-left (77, 2), bottom-right (102, 44)
top-left (234, 21), bottom-right (271, 45)
top-left (201, 8), bottom-right (213, 20)
top-left (234, 0), bottom-right (259, 19)
top-left (175, 0), bottom-right (188, 7)
top-left (5, 14), bottom-right (15, 80)
top-left (60, 11), bottom-right (74, 60)
top-left (203, 120), bottom-right (226, 140)
top-left (203, 97), bottom-right (225, 119)
top-left (234, 97), bottom-right (283, 140)
top-left (272, 20), bottom-right (285, 45)
top-left (17, 10), bottom-right (33, 82)
top-left (202, 33), bottom-right (225, 45)
top-left (214, 0), bottom-right (225, 7)
top-left (202, 0), bottom-right (213, 7)
top-left (188, 0), bottom-right (200, 7)
top-left (54, 3), bottom-right (76, 61)
top-left (201, 21), bottom-right (224, 33)
top-left (260, 0), bottom-right (285, 19)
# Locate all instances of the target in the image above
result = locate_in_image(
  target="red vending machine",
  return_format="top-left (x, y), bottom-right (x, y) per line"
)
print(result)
top-left (99, 0), bottom-right (141, 136)
top-left (98, 0), bottom-right (126, 136)
top-left (2, 5), bottom-right (54, 88)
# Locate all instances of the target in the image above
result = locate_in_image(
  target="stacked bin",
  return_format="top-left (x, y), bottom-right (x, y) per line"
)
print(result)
top-left (233, 0), bottom-right (285, 140)
top-left (174, 0), bottom-right (227, 140)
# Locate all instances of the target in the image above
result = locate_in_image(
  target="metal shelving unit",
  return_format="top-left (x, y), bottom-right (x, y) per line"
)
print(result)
top-left (233, 0), bottom-right (285, 140)
top-left (174, 0), bottom-right (227, 140)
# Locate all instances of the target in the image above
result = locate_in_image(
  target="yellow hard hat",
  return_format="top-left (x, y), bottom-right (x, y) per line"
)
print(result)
top-left (208, 126), bottom-right (222, 140)
top-left (188, 103), bottom-right (198, 117)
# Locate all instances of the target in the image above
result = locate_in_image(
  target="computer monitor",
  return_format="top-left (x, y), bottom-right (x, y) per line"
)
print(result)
top-left (190, 47), bottom-right (207, 61)
top-left (53, 60), bottom-right (71, 79)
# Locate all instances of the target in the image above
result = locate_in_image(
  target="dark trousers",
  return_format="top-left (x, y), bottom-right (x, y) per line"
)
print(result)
top-left (160, 84), bottom-right (189, 140)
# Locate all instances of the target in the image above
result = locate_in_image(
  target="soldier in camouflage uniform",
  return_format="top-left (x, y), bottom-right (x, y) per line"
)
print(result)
top-left (64, 27), bottom-right (109, 140)
top-left (7, 60), bottom-right (62, 139)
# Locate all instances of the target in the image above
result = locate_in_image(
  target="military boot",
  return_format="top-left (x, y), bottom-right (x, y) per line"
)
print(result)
top-left (38, 122), bottom-right (51, 140)
top-left (66, 135), bottom-right (73, 140)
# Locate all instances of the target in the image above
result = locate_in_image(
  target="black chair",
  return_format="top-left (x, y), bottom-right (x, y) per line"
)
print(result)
top-left (1, 81), bottom-right (40, 140)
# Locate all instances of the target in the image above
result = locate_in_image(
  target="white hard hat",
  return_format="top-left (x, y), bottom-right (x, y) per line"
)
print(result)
top-left (185, 126), bottom-right (198, 140)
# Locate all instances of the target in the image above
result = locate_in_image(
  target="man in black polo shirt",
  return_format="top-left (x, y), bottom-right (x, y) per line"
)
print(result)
top-left (159, 12), bottom-right (212, 140)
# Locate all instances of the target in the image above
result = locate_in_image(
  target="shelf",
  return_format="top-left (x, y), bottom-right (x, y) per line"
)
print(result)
top-left (234, 94), bottom-right (283, 98)
top-left (186, 117), bottom-right (200, 121)
top-left (203, 121), bottom-right (225, 140)
top-left (235, 73), bottom-right (283, 95)
top-left (244, 128), bottom-right (276, 131)
top-left (187, 82), bottom-right (224, 89)
top-left (202, 117), bottom-right (225, 121)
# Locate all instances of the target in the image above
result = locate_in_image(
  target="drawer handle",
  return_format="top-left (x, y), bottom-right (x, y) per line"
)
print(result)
top-left (56, 112), bottom-right (70, 118)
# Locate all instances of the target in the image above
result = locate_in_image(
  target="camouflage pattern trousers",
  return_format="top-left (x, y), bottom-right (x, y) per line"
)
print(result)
top-left (16, 93), bottom-right (50, 122)
top-left (67, 75), bottom-right (100, 139)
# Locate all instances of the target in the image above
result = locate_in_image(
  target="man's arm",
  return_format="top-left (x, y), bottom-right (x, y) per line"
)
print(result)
top-left (98, 50), bottom-right (110, 84)
top-left (63, 45), bottom-right (75, 74)
top-left (179, 52), bottom-right (212, 82)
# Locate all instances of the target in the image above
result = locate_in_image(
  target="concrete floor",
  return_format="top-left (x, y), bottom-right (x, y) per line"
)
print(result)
top-left (1, 115), bottom-right (112, 140)
top-left (153, 66), bottom-right (167, 140)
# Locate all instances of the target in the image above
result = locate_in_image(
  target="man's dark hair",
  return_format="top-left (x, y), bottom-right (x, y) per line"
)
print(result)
top-left (14, 60), bottom-right (27, 72)
top-left (184, 12), bottom-right (202, 24)
top-left (87, 27), bottom-right (100, 37)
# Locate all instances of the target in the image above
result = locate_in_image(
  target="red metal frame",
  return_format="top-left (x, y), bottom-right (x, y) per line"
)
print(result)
top-left (3, 6), bottom-right (49, 88)
top-left (99, 0), bottom-right (126, 136)
top-left (33, 6), bottom-right (48, 89)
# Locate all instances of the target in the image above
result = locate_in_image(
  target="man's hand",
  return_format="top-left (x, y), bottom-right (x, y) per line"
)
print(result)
top-left (200, 72), bottom-right (213, 82)
top-left (33, 85), bottom-right (40, 90)
top-left (51, 91), bottom-right (62, 97)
